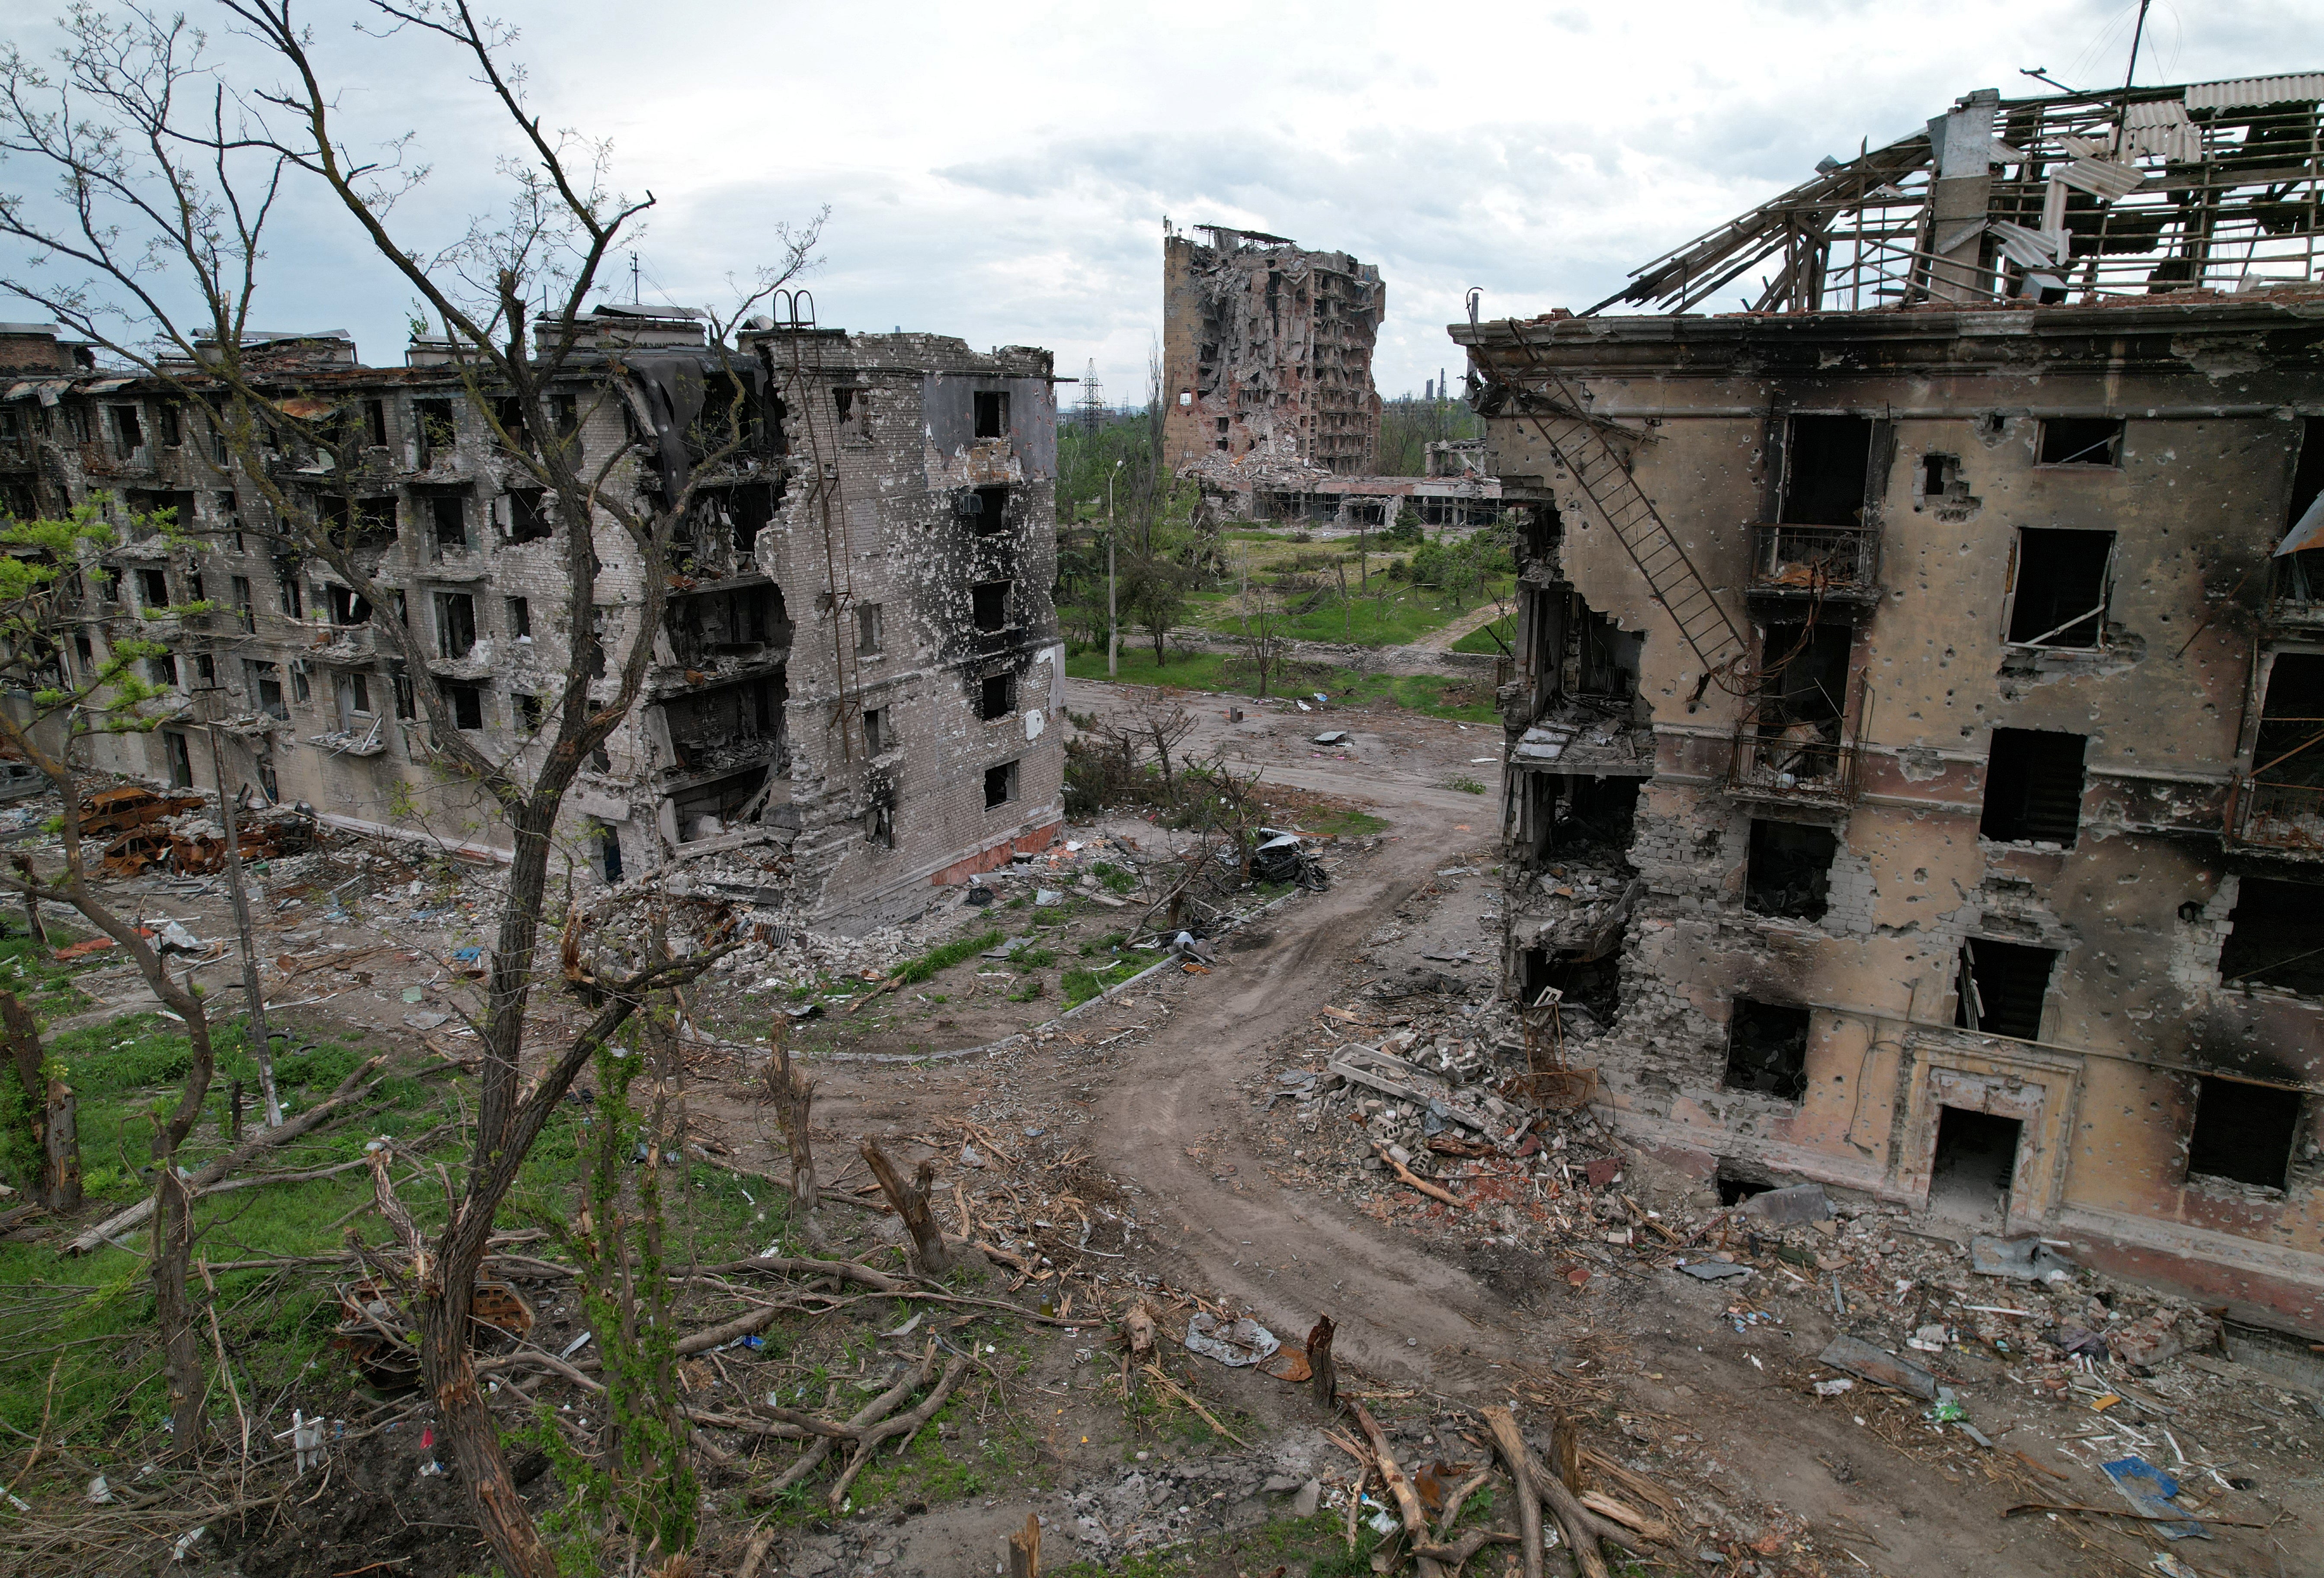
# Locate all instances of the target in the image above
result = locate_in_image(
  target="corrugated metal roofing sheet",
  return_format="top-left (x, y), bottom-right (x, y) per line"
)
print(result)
top-left (2184, 74), bottom-right (2324, 110)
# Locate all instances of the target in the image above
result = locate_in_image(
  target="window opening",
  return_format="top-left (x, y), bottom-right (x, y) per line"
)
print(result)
top-left (973, 390), bottom-right (1009, 439)
top-left (863, 707), bottom-right (886, 757)
top-left (134, 567), bottom-right (169, 609)
top-left (856, 603), bottom-right (884, 655)
top-left (2004, 528), bottom-right (2113, 648)
top-left (979, 670), bottom-right (1016, 721)
top-left (2251, 653), bottom-right (2324, 789)
top-left (256, 758), bottom-right (277, 802)
top-left (971, 581), bottom-right (1009, 633)
top-left (1745, 818), bottom-right (1837, 920)
top-left (500, 489), bottom-right (551, 542)
top-left (391, 664), bottom-right (416, 719)
top-left (1722, 998), bottom-right (1810, 1100)
top-left (1780, 415), bottom-right (1874, 526)
top-left (506, 597), bottom-right (531, 639)
top-left (970, 485), bottom-right (1009, 537)
top-left (430, 493), bottom-right (468, 553)
top-left (1954, 937), bottom-right (2057, 1040)
top-left (599, 829), bottom-right (624, 884)
top-left (194, 653), bottom-right (214, 685)
top-left (363, 399), bottom-right (387, 448)
top-left (157, 404), bottom-right (182, 448)
top-left (148, 652), bottom-right (178, 687)
top-left (275, 569), bottom-right (303, 619)
top-left (163, 731), bottom-right (192, 789)
top-left (434, 591), bottom-right (477, 659)
top-left (984, 759), bottom-right (1018, 809)
top-left (2219, 876), bottom-right (2324, 996)
top-left (73, 632), bottom-right (93, 672)
top-left (516, 693), bottom-right (543, 728)
top-left (231, 575), bottom-right (254, 632)
top-left (412, 398), bottom-right (455, 466)
top-left (2186, 1076), bottom-right (2303, 1190)
top-left (326, 585), bottom-right (372, 626)
top-left (2037, 417), bottom-right (2123, 467)
top-left (246, 660), bottom-right (287, 720)
top-left (1979, 728), bottom-right (2088, 844)
top-left (1930, 1108), bottom-right (2021, 1224)
top-left (2278, 417), bottom-right (2324, 604)
top-left (440, 680), bottom-right (484, 731)
top-left (290, 665), bottom-right (309, 705)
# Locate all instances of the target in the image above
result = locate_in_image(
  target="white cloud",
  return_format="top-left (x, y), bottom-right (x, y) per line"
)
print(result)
top-left (9, 0), bottom-right (2318, 404)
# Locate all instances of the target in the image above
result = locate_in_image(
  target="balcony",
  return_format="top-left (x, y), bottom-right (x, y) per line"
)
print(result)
top-left (1728, 723), bottom-right (1861, 810)
top-left (1746, 523), bottom-right (1881, 613)
top-left (2228, 778), bottom-right (2324, 860)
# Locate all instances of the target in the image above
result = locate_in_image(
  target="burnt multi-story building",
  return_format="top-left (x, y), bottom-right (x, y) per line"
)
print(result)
top-left (1162, 224), bottom-right (1383, 475)
top-left (1456, 76), bottom-right (2324, 1331)
top-left (0, 305), bottom-right (1066, 925)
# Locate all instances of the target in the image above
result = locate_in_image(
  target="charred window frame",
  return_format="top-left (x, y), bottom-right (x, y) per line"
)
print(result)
top-left (1954, 937), bottom-right (2058, 1042)
top-left (971, 581), bottom-right (1010, 633)
top-left (1777, 414), bottom-right (1879, 527)
top-left (964, 484), bottom-right (1010, 538)
top-left (1722, 998), bottom-right (1810, 1101)
top-left (1744, 818), bottom-right (1837, 920)
top-left (1978, 728), bottom-right (2088, 846)
top-left (2218, 876), bottom-right (2324, 997)
top-left (983, 758), bottom-right (1019, 809)
top-left (978, 670), bottom-right (1017, 722)
top-left (2185, 1076), bottom-right (2304, 1192)
top-left (2001, 528), bottom-right (2115, 649)
top-left (107, 404), bottom-right (144, 458)
top-left (2036, 417), bottom-right (2124, 468)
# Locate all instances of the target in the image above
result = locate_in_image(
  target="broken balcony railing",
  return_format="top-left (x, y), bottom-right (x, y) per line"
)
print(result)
top-left (1747, 523), bottom-right (1881, 603)
top-left (1728, 724), bottom-right (1862, 806)
top-left (2228, 778), bottom-right (2324, 857)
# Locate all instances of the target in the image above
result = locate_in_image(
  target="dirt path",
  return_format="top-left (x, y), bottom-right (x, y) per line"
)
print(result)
top-left (1409, 597), bottom-right (1511, 652)
top-left (1086, 782), bottom-right (1529, 1389)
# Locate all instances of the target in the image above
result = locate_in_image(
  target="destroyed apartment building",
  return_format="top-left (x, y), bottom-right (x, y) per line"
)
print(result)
top-left (1161, 222), bottom-right (1502, 529)
top-left (0, 307), bottom-right (1066, 924)
top-left (1453, 75), bottom-right (2324, 1331)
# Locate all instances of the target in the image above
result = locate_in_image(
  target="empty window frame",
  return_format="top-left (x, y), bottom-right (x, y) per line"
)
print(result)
top-left (338, 671), bottom-right (373, 720)
top-left (506, 596), bottom-right (531, 639)
top-left (193, 652), bottom-right (215, 686)
top-left (1744, 818), bottom-right (1837, 920)
top-left (515, 692), bottom-right (544, 728)
top-left (434, 591), bottom-right (477, 659)
top-left (2036, 417), bottom-right (2123, 468)
top-left (1954, 937), bottom-right (2058, 1041)
top-left (108, 404), bottom-right (144, 456)
top-left (978, 670), bottom-right (1016, 722)
top-left (326, 585), bottom-right (372, 626)
top-left (971, 581), bottom-right (1009, 633)
top-left (231, 575), bottom-right (255, 632)
top-left (2218, 876), bottom-right (2324, 996)
top-left (2250, 653), bottom-right (2324, 790)
top-left (863, 706), bottom-right (887, 757)
top-left (2185, 1076), bottom-right (2304, 1190)
top-left (2003, 528), bottom-right (2114, 648)
top-left (984, 759), bottom-right (1018, 809)
top-left (246, 660), bottom-right (288, 720)
top-left (275, 569), bottom-right (303, 619)
top-left (134, 567), bottom-right (170, 609)
top-left (439, 680), bottom-right (484, 731)
top-left (499, 489), bottom-right (551, 542)
top-left (1779, 415), bottom-right (1875, 527)
top-left (1722, 998), bottom-right (1810, 1100)
top-left (968, 484), bottom-right (1009, 537)
top-left (147, 652), bottom-right (178, 687)
top-left (429, 492), bottom-right (469, 553)
top-left (973, 390), bottom-right (1009, 439)
top-left (856, 603), bottom-right (884, 655)
top-left (1979, 728), bottom-right (2088, 844)
top-left (290, 665), bottom-right (310, 705)
top-left (2276, 417), bottom-right (2324, 605)
top-left (412, 398), bottom-right (456, 466)
top-left (391, 664), bottom-right (416, 719)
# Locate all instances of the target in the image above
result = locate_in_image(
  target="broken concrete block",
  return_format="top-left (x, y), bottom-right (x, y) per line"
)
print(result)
top-left (1970, 1235), bottom-right (2076, 1283)
top-left (1741, 1184), bottom-right (1831, 1225)
top-left (1816, 1334), bottom-right (1937, 1399)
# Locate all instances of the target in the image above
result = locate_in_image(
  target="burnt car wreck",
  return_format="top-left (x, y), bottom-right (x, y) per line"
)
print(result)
top-left (1457, 73), bottom-right (2324, 1332)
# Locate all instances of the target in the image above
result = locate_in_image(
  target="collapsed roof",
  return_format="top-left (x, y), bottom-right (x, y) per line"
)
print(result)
top-left (1590, 74), bottom-right (2324, 315)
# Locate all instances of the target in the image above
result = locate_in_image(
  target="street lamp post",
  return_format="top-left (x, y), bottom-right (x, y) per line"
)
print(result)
top-left (1106, 458), bottom-right (1124, 678)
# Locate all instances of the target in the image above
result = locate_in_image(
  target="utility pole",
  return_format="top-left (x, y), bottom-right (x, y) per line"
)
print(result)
top-left (1107, 458), bottom-right (1124, 678)
top-left (195, 686), bottom-right (280, 1128)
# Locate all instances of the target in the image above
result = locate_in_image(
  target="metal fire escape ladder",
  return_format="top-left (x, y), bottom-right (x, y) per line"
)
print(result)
top-left (1483, 337), bottom-right (1750, 688)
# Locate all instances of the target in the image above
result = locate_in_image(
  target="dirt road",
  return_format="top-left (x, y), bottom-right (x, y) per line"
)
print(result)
top-left (1089, 791), bottom-right (1527, 1387)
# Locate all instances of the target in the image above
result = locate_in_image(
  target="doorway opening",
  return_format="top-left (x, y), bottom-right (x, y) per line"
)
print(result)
top-left (1930, 1106), bottom-right (2021, 1224)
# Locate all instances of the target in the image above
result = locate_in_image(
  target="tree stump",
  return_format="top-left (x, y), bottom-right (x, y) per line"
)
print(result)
top-left (1006, 1512), bottom-right (1041, 1578)
top-left (770, 1022), bottom-right (817, 1215)
top-left (859, 1139), bottom-right (951, 1274)
top-left (1307, 1315), bottom-right (1337, 1410)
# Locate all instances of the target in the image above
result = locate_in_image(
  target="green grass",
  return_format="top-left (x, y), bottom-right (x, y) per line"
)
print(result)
top-left (1451, 610), bottom-right (1516, 655)
top-left (1186, 576), bottom-right (1515, 649)
top-left (893, 927), bottom-right (1005, 985)
top-left (1064, 648), bottom-right (1497, 723)
top-left (1302, 806), bottom-right (1391, 839)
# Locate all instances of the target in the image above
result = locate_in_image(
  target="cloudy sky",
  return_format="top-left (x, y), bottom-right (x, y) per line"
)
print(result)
top-left (7, 0), bottom-right (2319, 402)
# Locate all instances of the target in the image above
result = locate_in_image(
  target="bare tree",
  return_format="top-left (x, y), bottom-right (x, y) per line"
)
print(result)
top-left (0, 7), bottom-right (816, 1570)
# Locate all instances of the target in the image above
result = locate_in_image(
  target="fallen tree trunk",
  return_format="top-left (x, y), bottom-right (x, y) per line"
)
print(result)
top-left (1481, 1406), bottom-right (1546, 1578)
top-left (823, 1351), bottom-right (971, 1509)
top-left (67, 1055), bottom-right (386, 1254)
top-left (1348, 1398), bottom-right (1448, 1578)
top-left (756, 1343), bottom-right (943, 1498)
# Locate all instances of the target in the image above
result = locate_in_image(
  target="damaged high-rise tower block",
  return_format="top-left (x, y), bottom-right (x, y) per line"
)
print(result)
top-left (2, 303), bottom-right (1065, 926)
top-left (1456, 74), bottom-right (2324, 1333)
top-left (1162, 225), bottom-right (1384, 475)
